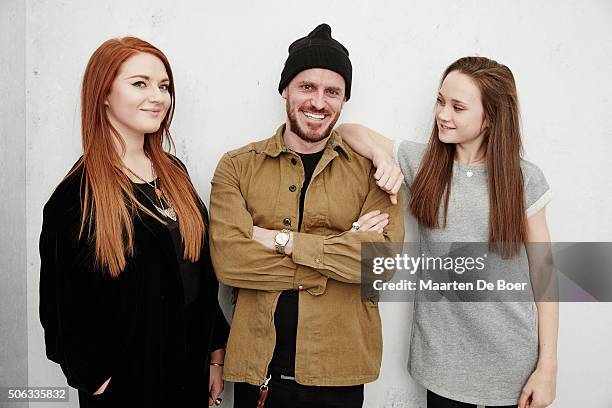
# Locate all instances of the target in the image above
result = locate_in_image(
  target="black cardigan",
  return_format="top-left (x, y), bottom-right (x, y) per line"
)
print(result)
top-left (39, 158), bottom-right (229, 406)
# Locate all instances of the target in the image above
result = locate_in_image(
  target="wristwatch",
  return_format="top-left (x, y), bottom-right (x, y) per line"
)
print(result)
top-left (274, 229), bottom-right (291, 254)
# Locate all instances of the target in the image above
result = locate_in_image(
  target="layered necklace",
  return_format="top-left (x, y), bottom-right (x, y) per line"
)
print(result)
top-left (124, 159), bottom-right (177, 222)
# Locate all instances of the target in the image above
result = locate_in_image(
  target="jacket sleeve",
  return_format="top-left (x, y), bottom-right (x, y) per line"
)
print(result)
top-left (201, 206), bottom-right (230, 352)
top-left (39, 203), bottom-right (117, 395)
top-left (209, 153), bottom-right (300, 290)
top-left (291, 166), bottom-right (405, 284)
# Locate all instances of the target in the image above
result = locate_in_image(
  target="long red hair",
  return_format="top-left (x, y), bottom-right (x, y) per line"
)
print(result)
top-left (409, 56), bottom-right (526, 258)
top-left (66, 37), bottom-right (204, 277)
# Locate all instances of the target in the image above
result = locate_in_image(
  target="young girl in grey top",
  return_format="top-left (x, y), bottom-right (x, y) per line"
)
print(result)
top-left (339, 57), bottom-right (557, 408)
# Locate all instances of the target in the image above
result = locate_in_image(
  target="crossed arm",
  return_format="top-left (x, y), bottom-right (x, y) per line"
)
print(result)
top-left (208, 153), bottom-right (405, 290)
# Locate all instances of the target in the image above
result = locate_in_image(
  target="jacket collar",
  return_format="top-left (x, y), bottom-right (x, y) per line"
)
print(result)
top-left (262, 124), bottom-right (351, 160)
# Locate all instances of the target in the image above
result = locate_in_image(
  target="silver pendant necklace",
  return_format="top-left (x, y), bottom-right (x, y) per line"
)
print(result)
top-left (124, 160), bottom-right (177, 221)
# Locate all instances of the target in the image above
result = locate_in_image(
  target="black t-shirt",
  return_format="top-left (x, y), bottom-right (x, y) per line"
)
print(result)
top-left (268, 149), bottom-right (324, 376)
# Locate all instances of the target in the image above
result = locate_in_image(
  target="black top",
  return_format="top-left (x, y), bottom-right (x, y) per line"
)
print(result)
top-left (269, 149), bottom-right (324, 376)
top-left (135, 180), bottom-right (200, 305)
top-left (39, 157), bottom-right (229, 407)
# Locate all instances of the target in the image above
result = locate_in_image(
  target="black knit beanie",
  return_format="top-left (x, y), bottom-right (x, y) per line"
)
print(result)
top-left (278, 23), bottom-right (352, 101)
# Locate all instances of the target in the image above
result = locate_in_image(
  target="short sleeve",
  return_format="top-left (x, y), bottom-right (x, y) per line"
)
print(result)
top-left (393, 139), bottom-right (427, 190)
top-left (523, 161), bottom-right (552, 218)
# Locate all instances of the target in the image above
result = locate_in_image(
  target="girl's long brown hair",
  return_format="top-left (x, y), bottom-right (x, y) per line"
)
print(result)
top-left (409, 56), bottom-right (526, 258)
top-left (67, 37), bottom-right (204, 277)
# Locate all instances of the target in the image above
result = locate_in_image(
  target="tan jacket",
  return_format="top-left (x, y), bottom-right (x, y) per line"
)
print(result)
top-left (209, 125), bottom-right (404, 386)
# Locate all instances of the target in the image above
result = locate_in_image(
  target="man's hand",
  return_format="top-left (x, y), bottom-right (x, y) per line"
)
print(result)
top-left (350, 210), bottom-right (389, 233)
top-left (252, 226), bottom-right (277, 251)
top-left (252, 209), bottom-right (389, 258)
top-left (252, 226), bottom-right (295, 255)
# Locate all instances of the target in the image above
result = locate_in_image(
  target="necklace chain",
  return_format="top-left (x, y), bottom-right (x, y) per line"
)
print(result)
top-left (124, 158), bottom-right (177, 221)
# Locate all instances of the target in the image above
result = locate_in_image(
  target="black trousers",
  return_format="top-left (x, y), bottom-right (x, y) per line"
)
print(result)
top-left (233, 376), bottom-right (364, 408)
top-left (427, 390), bottom-right (517, 408)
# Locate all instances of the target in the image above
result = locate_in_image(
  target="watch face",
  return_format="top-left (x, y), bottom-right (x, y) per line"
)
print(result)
top-left (275, 232), bottom-right (290, 246)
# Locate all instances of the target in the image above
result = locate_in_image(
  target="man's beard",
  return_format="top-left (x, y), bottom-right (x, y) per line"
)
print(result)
top-left (286, 102), bottom-right (339, 143)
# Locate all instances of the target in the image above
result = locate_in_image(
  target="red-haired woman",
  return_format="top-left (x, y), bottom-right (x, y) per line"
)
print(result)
top-left (39, 37), bottom-right (229, 407)
top-left (339, 57), bottom-right (557, 408)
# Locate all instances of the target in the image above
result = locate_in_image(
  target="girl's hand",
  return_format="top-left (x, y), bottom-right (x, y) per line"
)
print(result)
top-left (208, 365), bottom-right (224, 406)
top-left (208, 349), bottom-right (225, 406)
top-left (371, 147), bottom-right (403, 205)
top-left (518, 367), bottom-right (557, 408)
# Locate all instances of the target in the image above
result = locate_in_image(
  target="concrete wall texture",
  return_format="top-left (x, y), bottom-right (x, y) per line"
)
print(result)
top-left (1, 0), bottom-right (611, 407)
top-left (0, 0), bottom-right (28, 407)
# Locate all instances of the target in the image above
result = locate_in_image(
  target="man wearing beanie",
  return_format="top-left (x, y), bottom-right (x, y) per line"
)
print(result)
top-left (210, 23), bottom-right (404, 407)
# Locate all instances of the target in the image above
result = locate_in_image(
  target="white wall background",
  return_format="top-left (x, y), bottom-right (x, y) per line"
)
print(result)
top-left (9, 0), bottom-right (612, 407)
top-left (1, 0), bottom-right (27, 407)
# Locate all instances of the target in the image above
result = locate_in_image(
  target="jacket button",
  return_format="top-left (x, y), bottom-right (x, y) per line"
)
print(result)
top-left (291, 158), bottom-right (297, 165)
top-left (315, 258), bottom-right (321, 263)
top-left (289, 185), bottom-right (297, 192)
top-left (283, 217), bottom-right (291, 226)
top-left (298, 285), bottom-right (304, 290)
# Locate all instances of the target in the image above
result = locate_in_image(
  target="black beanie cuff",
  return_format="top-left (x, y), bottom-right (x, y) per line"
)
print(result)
top-left (278, 46), bottom-right (352, 100)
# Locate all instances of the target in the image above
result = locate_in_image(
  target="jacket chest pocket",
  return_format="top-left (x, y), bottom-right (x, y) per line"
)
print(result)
top-left (302, 176), bottom-right (366, 233)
